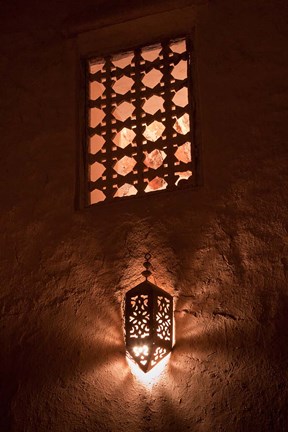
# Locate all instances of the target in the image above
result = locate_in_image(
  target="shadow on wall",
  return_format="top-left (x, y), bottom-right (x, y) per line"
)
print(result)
top-left (0, 296), bottom-right (125, 431)
top-left (1, 263), bottom-right (288, 431)
top-left (1, 176), bottom-right (288, 432)
top-left (1, 212), bottom-right (288, 432)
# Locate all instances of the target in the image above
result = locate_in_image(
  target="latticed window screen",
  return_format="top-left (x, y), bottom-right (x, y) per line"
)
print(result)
top-left (86, 37), bottom-right (195, 205)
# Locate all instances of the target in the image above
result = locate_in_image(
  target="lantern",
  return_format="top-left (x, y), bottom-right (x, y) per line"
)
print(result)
top-left (124, 254), bottom-right (173, 372)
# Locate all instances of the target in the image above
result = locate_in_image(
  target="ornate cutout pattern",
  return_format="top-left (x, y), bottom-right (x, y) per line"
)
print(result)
top-left (113, 76), bottom-right (134, 95)
top-left (151, 347), bottom-right (167, 367)
top-left (142, 95), bottom-right (164, 115)
top-left (144, 149), bottom-right (166, 170)
top-left (145, 176), bottom-right (167, 192)
top-left (133, 345), bottom-right (150, 366)
top-left (113, 128), bottom-right (135, 149)
top-left (156, 296), bottom-right (172, 341)
top-left (143, 120), bottom-right (165, 142)
top-left (87, 38), bottom-right (195, 205)
top-left (175, 142), bottom-right (191, 163)
top-left (128, 295), bottom-right (150, 339)
top-left (125, 282), bottom-right (173, 372)
top-left (113, 156), bottom-right (136, 176)
top-left (114, 183), bottom-right (137, 198)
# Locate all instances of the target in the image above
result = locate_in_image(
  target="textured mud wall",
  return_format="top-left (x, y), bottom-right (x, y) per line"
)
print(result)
top-left (0, 1), bottom-right (288, 431)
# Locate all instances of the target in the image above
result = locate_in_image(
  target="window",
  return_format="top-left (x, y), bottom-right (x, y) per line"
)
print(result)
top-left (85, 37), bottom-right (196, 205)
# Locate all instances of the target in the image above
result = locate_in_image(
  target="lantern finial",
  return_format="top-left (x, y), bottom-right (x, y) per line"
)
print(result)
top-left (142, 253), bottom-right (152, 280)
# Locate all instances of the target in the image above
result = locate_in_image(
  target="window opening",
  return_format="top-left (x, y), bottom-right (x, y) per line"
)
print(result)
top-left (86, 37), bottom-right (195, 205)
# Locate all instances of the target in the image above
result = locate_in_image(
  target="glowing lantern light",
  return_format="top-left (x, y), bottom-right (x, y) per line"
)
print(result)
top-left (125, 254), bottom-right (173, 373)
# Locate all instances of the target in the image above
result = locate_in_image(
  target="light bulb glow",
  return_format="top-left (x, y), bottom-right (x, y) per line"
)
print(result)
top-left (127, 352), bottom-right (170, 388)
top-left (133, 344), bottom-right (149, 357)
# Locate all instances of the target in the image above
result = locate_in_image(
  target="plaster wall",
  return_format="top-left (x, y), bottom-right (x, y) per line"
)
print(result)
top-left (0, 1), bottom-right (288, 431)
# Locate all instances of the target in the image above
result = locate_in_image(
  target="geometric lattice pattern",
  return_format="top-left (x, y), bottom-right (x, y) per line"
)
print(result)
top-left (86, 38), bottom-right (194, 205)
top-left (129, 294), bottom-right (150, 339)
top-left (125, 280), bottom-right (173, 372)
top-left (156, 296), bottom-right (172, 341)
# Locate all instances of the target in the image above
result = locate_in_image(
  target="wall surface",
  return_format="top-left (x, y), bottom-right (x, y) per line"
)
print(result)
top-left (0, 1), bottom-right (288, 431)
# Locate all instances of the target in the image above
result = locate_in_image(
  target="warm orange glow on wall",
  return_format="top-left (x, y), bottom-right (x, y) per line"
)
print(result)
top-left (124, 254), bottom-right (173, 373)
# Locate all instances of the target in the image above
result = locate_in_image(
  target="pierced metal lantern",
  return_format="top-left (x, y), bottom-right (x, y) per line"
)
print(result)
top-left (125, 254), bottom-right (173, 372)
